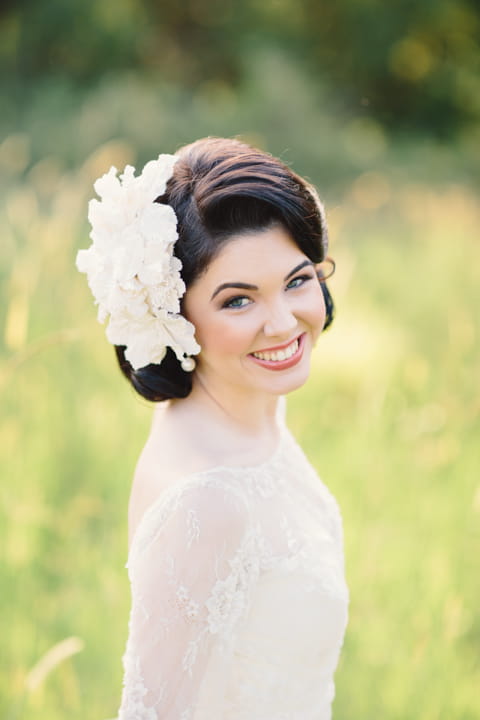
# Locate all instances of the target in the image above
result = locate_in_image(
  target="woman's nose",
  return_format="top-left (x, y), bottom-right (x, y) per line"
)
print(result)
top-left (263, 299), bottom-right (297, 337)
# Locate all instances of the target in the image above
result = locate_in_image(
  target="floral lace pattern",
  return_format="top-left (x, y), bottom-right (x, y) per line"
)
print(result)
top-left (116, 425), bottom-right (348, 719)
top-left (119, 652), bottom-right (160, 720)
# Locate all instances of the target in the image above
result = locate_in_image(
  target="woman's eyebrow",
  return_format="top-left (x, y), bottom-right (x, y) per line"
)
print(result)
top-left (284, 259), bottom-right (313, 280)
top-left (211, 281), bottom-right (258, 301)
top-left (210, 259), bottom-right (314, 301)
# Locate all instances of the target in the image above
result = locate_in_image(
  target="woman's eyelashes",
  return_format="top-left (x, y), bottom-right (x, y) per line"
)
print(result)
top-left (222, 295), bottom-right (251, 309)
top-left (286, 273), bottom-right (314, 290)
top-left (220, 274), bottom-right (315, 310)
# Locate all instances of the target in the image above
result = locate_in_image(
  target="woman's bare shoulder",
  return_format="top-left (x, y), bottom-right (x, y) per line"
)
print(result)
top-left (128, 402), bottom-right (214, 544)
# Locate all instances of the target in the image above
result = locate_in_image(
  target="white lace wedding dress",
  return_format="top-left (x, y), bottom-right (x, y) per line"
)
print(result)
top-left (116, 418), bottom-right (349, 720)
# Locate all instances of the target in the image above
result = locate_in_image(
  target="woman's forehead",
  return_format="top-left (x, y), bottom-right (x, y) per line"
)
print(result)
top-left (202, 226), bottom-right (307, 283)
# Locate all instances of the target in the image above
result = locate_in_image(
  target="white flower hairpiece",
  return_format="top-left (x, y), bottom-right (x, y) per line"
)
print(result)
top-left (76, 154), bottom-right (201, 370)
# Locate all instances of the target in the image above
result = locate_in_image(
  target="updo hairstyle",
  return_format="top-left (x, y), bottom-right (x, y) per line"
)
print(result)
top-left (116, 137), bottom-right (334, 401)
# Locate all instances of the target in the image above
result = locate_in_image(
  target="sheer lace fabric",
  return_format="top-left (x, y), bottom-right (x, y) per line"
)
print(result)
top-left (116, 424), bottom-right (349, 719)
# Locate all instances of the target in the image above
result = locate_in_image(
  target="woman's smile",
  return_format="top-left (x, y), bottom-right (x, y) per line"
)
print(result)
top-left (249, 333), bottom-right (305, 370)
top-left (183, 224), bottom-right (326, 399)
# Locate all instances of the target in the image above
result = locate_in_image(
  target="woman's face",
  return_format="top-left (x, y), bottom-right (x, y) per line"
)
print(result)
top-left (183, 224), bottom-right (326, 400)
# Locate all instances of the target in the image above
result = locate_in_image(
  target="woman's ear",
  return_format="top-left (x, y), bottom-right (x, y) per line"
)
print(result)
top-left (314, 256), bottom-right (335, 282)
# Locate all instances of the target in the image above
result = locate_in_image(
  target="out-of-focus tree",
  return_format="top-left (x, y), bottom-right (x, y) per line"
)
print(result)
top-left (1, 0), bottom-right (479, 137)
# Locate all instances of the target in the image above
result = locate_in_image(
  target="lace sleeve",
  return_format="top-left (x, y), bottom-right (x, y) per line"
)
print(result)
top-left (117, 479), bottom-right (257, 720)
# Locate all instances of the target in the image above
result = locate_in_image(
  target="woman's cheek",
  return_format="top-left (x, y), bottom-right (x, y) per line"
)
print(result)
top-left (307, 289), bottom-right (327, 336)
top-left (203, 315), bottom-right (250, 355)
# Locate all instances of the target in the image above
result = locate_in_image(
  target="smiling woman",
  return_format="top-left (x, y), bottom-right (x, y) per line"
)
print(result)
top-left (76, 137), bottom-right (348, 720)
top-left (183, 225), bottom-right (326, 399)
top-left (109, 137), bottom-right (335, 402)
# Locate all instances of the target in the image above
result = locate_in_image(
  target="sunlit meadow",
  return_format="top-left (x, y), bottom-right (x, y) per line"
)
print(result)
top-left (1, 69), bottom-right (479, 720)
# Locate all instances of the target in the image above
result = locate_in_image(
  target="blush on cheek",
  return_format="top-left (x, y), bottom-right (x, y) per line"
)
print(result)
top-left (201, 320), bottom-right (253, 357)
top-left (307, 293), bottom-right (326, 339)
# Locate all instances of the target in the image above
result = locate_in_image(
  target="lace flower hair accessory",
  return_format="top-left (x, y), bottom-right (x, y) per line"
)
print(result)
top-left (76, 154), bottom-right (201, 371)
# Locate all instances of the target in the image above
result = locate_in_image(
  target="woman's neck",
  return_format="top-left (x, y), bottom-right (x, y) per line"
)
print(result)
top-left (154, 375), bottom-right (282, 469)
top-left (186, 371), bottom-right (280, 437)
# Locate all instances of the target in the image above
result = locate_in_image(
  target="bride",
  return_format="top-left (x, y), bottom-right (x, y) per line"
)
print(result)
top-left (77, 137), bottom-right (349, 719)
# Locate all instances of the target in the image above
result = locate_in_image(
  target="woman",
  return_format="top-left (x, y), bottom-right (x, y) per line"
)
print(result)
top-left (77, 137), bottom-right (349, 719)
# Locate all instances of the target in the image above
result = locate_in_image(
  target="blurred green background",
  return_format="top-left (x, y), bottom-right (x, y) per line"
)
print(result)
top-left (1, 1), bottom-right (479, 718)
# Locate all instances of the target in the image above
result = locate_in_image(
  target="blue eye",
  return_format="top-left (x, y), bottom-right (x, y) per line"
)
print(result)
top-left (286, 274), bottom-right (313, 290)
top-left (222, 296), bottom-right (251, 309)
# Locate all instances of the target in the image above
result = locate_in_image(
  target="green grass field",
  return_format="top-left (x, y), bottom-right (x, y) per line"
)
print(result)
top-left (1, 95), bottom-right (479, 718)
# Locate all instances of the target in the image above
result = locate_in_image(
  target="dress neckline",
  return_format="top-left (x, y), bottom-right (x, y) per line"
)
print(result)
top-left (127, 422), bottom-right (288, 564)
top-left (190, 419), bottom-right (287, 476)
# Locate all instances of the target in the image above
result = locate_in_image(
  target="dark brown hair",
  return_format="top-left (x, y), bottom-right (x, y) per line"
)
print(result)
top-left (116, 137), bottom-right (334, 401)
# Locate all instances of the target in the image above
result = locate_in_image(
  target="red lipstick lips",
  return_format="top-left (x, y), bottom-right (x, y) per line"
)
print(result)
top-left (248, 333), bottom-right (305, 371)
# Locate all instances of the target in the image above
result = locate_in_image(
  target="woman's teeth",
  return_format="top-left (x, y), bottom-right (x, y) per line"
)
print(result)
top-left (252, 339), bottom-right (299, 362)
